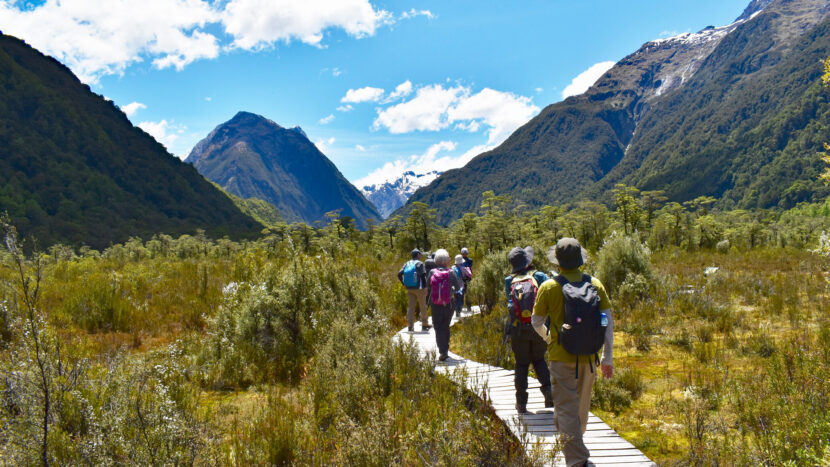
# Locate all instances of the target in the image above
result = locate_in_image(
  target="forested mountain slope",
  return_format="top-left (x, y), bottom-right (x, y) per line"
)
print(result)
top-left (401, 0), bottom-right (830, 224)
top-left (0, 33), bottom-right (262, 249)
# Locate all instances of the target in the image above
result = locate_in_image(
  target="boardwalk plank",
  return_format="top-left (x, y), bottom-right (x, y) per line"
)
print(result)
top-left (394, 308), bottom-right (654, 466)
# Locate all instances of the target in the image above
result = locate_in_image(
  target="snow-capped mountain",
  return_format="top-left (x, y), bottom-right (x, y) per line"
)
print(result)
top-left (362, 171), bottom-right (442, 218)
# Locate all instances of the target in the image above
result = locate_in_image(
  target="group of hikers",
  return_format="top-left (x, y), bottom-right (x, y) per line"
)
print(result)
top-left (398, 238), bottom-right (613, 467)
top-left (397, 247), bottom-right (474, 361)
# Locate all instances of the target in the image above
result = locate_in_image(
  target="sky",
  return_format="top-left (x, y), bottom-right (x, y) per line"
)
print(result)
top-left (0, 0), bottom-right (751, 189)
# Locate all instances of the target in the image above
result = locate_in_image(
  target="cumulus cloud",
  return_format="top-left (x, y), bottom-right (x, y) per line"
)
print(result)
top-left (0, 0), bottom-right (219, 82)
top-left (383, 80), bottom-right (413, 102)
top-left (0, 0), bottom-right (393, 83)
top-left (373, 84), bottom-right (539, 146)
top-left (319, 114), bottom-right (335, 124)
top-left (337, 104), bottom-right (354, 112)
top-left (561, 61), bottom-right (616, 99)
top-left (138, 119), bottom-right (185, 152)
top-left (121, 101), bottom-right (146, 117)
top-left (341, 86), bottom-right (385, 103)
top-left (355, 144), bottom-right (366, 151)
top-left (315, 137), bottom-right (336, 153)
top-left (354, 141), bottom-right (459, 188)
top-left (400, 8), bottom-right (434, 20)
top-left (223, 0), bottom-right (392, 50)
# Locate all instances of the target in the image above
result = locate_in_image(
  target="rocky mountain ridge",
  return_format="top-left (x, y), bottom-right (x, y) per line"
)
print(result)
top-left (361, 170), bottom-right (442, 218)
top-left (186, 111), bottom-right (381, 228)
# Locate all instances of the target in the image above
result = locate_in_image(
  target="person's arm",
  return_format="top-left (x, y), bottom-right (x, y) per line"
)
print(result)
top-left (601, 309), bottom-right (614, 378)
top-left (531, 285), bottom-right (551, 344)
top-left (397, 266), bottom-right (404, 284)
top-left (418, 262), bottom-right (427, 288)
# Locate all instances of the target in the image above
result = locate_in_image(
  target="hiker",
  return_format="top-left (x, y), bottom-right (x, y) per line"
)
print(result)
top-left (452, 254), bottom-right (466, 318)
top-left (397, 249), bottom-right (431, 332)
top-left (460, 247), bottom-right (474, 311)
top-left (428, 249), bottom-right (464, 361)
top-left (504, 246), bottom-right (554, 414)
top-left (424, 252), bottom-right (438, 312)
top-left (532, 238), bottom-right (614, 467)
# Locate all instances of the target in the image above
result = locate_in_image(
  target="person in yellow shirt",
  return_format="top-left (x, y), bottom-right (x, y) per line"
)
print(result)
top-left (532, 238), bottom-right (614, 467)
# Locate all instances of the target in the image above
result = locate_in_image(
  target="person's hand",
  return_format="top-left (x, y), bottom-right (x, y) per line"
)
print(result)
top-left (601, 364), bottom-right (613, 379)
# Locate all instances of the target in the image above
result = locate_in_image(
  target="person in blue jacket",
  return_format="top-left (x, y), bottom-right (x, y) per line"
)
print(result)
top-left (504, 246), bottom-right (553, 414)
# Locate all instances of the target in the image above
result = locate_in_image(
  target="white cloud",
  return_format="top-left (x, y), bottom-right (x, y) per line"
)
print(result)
top-left (400, 8), bottom-right (434, 20)
top-left (355, 144), bottom-right (366, 151)
top-left (121, 101), bottom-right (146, 117)
top-left (535, 87), bottom-right (543, 93)
top-left (332, 67), bottom-right (343, 77)
top-left (205, 96), bottom-right (212, 101)
top-left (0, 0), bottom-right (220, 83)
top-left (373, 84), bottom-right (539, 145)
top-left (315, 137), bottom-right (336, 153)
top-left (341, 86), bottom-right (385, 103)
top-left (319, 114), bottom-right (335, 124)
top-left (222, 0), bottom-right (392, 50)
top-left (355, 141), bottom-right (458, 188)
top-left (561, 61), bottom-right (616, 99)
top-left (0, 0), bottom-right (393, 83)
top-left (382, 80), bottom-right (413, 102)
top-left (337, 104), bottom-right (354, 112)
top-left (138, 119), bottom-right (185, 152)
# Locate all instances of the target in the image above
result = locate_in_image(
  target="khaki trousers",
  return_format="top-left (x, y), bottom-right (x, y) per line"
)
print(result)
top-left (549, 360), bottom-right (596, 467)
top-left (406, 288), bottom-right (428, 327)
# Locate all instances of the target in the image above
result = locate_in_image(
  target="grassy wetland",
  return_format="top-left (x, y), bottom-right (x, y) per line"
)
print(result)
top-left (1, 191), bottom-right (829, 465)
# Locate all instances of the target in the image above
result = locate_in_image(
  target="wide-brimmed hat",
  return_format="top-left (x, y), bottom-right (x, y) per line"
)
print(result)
top-left (411, 249), bottom-right (422, 259)
top-left (461, 247), bottom-right (469, 254)
top-left (454, 254), bottom-right (464, 265)
top-left (508, 246), bottom-right (534, 274)
top-left (547, 238), bottom-right (587, 270)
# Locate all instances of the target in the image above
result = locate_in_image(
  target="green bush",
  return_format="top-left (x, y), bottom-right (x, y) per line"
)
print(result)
top-left (466, 248), bottom-right (510, 314)
top-left (596, 232), bottom-right (654, 296)
top-left (199, 253), bottom-right (383, 388)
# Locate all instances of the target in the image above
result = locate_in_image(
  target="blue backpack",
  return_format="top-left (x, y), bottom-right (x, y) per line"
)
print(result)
top-left (402, 260), bottom-right (420, 288)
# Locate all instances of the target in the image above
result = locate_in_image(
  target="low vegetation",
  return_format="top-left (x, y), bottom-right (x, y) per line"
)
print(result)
top-left (1, 190), bottom-right (829, 465)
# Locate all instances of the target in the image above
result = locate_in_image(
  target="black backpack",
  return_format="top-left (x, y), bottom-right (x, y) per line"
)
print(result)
top-left (554, 274), bottom-right (606, 374)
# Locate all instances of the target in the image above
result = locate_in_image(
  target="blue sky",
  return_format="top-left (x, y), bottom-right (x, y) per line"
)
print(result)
top-left (0, 0), bottom-right (750, 188)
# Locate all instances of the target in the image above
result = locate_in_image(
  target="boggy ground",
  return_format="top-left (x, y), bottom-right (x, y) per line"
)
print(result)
top-left (451, 248), bottom-right (830, 465)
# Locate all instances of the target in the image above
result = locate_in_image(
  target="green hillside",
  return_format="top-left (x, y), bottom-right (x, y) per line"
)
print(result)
top-left (402, 0), bottom-right (830, 224)
top-left (604, 7), bottom-right (830, 208)
top-left (0, 34), bottom-right (262, 249)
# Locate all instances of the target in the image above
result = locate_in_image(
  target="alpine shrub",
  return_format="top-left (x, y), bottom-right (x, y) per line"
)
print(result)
top-left (596, 232), bottom-right (654, 296)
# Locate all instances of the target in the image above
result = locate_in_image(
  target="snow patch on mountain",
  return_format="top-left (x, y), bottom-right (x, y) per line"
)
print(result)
top-left (362, 170), bottom-right (442, 218)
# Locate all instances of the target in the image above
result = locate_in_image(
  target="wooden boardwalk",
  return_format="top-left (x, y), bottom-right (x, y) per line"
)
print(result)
top-left (393, 308), bottom-right (654, 467)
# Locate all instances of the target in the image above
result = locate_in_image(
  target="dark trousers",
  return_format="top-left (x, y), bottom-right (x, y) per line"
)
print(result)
top-left (432, 303), bottom-right (454, 357)
top-left (510, 325), bottom-right (552, 398)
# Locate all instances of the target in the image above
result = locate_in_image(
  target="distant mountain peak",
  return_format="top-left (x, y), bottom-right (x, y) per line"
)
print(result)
top-left (186, 112), bottom-right (380, 227)
top-left (362, 170), bottom-right (442, 218)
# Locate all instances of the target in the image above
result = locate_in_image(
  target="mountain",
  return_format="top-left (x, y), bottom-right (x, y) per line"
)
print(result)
top-left (361, 170), bottom-right (442, 218)
top-left (401, 0), bottom-right (830, 224)
top-left (186, 112), bottom-right (381, 228)
top-left (0, 33), bottom-right (262, 249)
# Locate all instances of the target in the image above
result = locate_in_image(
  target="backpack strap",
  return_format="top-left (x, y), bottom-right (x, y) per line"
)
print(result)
top-left (553, 275), bottom-right (568, 286)
top-left (581, 273), bottom-right (591, 283)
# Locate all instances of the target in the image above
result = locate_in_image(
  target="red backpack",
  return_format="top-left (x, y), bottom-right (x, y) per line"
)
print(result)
top-left (509, 273), bottom-right (539, 325)
top-left (430, 269), bottom-right (452, 305)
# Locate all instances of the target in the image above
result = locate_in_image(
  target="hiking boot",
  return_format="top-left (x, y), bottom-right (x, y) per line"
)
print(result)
top-left (515, 393), bottom-right (528, 414)
top-left (438, 354), bottom-right (448, 362)
top-left (541, 386), bottom-right (554, 408)
top-left (407, 326), bottom-right (414, 333)
top-left (422, 324), bottom-right (432, 331)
